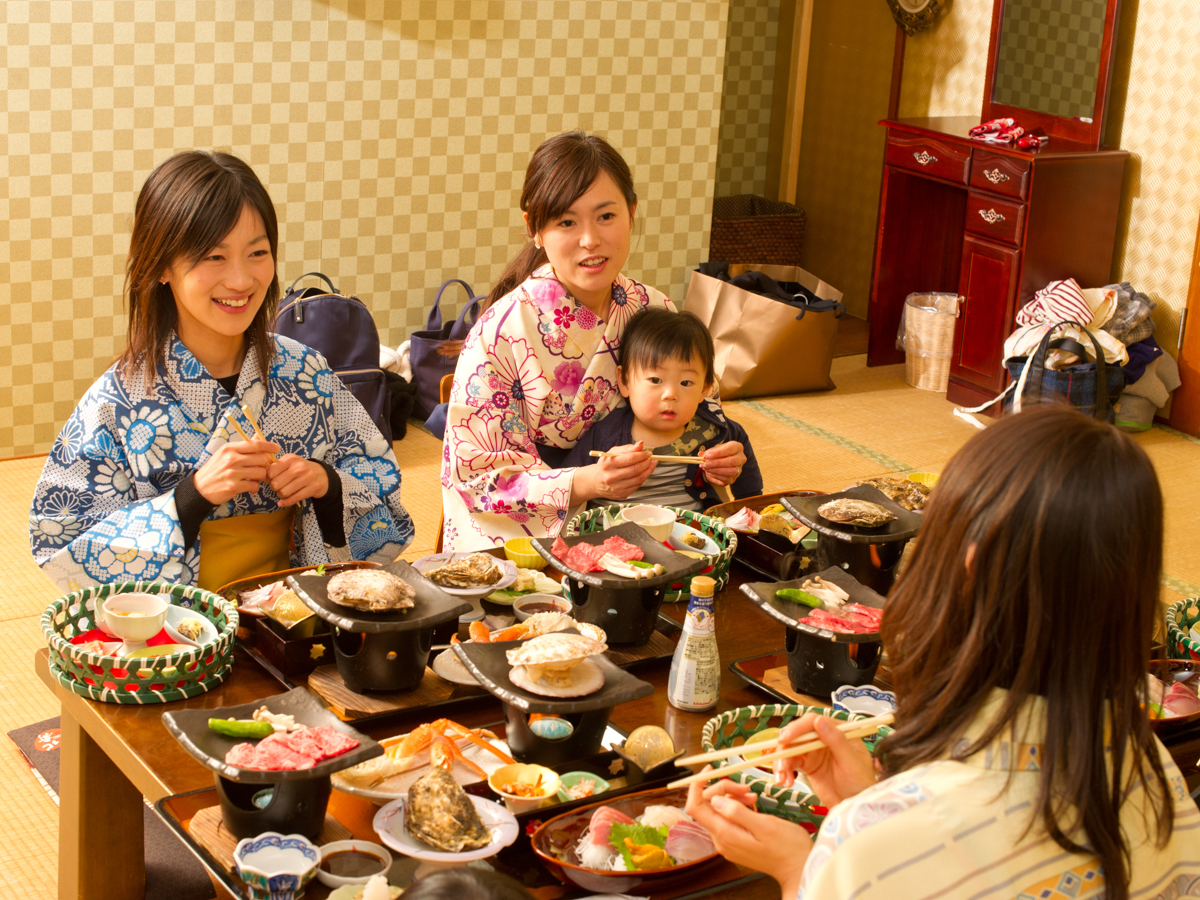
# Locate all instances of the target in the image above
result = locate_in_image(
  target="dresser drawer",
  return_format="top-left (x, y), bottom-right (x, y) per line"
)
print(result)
top-left (965, 194), bottom-right (1025, 245)
top-left (885, 132), bottom-right (971, 184)
top-left (969, 152), bottom-right (1031, 200)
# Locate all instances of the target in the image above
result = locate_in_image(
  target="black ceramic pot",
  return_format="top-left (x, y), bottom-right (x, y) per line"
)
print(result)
top-left (784, 626), bottom-right (881, 696)
top-left (502, 704), bottom-right (614, 766)
top-left (214, 773), bottom-right (332, 841)
top-left (331, 625), bottom-right (434, 692)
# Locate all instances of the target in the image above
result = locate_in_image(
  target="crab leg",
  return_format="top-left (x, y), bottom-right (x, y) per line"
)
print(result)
top-left (429, 732), bottom-right (489, 779)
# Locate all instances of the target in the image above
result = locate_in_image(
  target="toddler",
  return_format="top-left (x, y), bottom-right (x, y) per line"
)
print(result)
top-left (564, 307), bottom-right (762, 509)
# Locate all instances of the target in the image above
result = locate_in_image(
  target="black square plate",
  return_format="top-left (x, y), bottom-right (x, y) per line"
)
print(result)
top-left (288, 560), bottom-right (471, 633)
top-left (161, 687), bottom-right (383, 783)
top-left (784, 485), bottom-right (921, 543)
top-left (532, 522), bottom-right (706, 588)
top-left (740, 566), bottom-right (886, 644)
top-left (452, 638), bottom-right (655, 714)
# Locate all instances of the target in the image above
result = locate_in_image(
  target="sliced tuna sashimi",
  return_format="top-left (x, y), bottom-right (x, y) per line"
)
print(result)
top-left (1164, 682), bottom-right (1200, 717)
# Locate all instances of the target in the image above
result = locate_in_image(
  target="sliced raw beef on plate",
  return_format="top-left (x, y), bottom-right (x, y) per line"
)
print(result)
top-left (310, 725), bottom-right (359, 756)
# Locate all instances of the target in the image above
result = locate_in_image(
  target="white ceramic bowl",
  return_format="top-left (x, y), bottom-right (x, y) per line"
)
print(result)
top-left (831, 685), bottom-right (897, 716)
top-left (511, 593), bottom-right (573, 622)
top-left (616, 504), bottom-right (675, 542)
top-left (233, 831), bottom-right (320, 900)
top-left (101, 593), bottom-right (168, 644)
top-left (315, 839), bottom-right (392, 888)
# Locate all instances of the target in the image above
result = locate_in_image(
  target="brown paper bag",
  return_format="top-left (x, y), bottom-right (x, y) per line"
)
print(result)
top-left (684, 264), bottom-right (844, 400)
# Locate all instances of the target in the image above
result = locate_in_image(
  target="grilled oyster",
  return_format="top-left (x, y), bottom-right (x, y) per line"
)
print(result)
top-left (507, 632), bottom-right (607, 697)
top-left (856, 476), bottom-right (930, 511)
top-left (425, 554), bottom-right (502, 588)
top-left (327, 569), bottom-right (415, 612)
top-left (818, 498), bottom-right (896, 527)
top-left (404, 766), bottom-right (491, 852)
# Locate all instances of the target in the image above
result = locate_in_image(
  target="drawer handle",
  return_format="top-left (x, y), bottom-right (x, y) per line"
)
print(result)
top-left (984, 168), bottom-right (1010, 184)
top-left (979, 208), bottom-right (1006, 224)
top-left (913, 151), bottom-right (937, 166)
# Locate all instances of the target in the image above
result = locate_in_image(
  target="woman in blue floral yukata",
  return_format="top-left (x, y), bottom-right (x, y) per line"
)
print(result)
top-left (441, 132), bottom-right (747, 550)
top-left (30, 151), bottom-right (413, 592)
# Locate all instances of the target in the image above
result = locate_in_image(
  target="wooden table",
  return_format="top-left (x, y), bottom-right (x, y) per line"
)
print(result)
top-left (36, 565), bottom-right (1200, 900)
top-left (35, 567), bottom-right (793, 900)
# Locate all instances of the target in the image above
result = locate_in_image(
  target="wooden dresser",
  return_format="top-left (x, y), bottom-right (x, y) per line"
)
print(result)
top-left (866, 115), bottom-right (1128, 408)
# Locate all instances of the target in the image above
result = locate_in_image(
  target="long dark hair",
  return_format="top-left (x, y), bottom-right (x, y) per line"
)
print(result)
top-left (489, 130), bottom-right (637, 310)
top-left (120, 151), bottom-right (280, 388)
top-left (880, 407), bottom-right (1171, 900)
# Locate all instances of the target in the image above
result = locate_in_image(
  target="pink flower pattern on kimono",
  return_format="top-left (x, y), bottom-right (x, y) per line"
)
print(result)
top-left (538, 486), bottom-right (572, 533)
top-left (550, 361), bottom-right (585, 396)
top-left (486, 338), bottom-right (551, 424)
top-left (526, 274), bottom-right (568, 314)
top-left (461, 305), bottom-right (495, 354)
top-left (452, 410), bottom-right (523, 475)
top-left (537, 319), bottom-right (571, 357)
top-left (558, 377), bottom-right (616, 440)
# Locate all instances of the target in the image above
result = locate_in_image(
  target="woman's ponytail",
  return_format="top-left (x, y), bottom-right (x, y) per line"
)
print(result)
top-left (485, 241), bottom-right (547, 311)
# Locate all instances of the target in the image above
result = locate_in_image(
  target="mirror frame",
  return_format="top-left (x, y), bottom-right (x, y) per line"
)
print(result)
top-left (981, 0), bottom-right (1122, 149)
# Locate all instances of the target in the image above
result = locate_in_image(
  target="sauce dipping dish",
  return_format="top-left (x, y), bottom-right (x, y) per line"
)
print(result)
top-left (233, 831), bottom-right (320, 900)
top-left (316, 839), bottom-right (392, 888)
top-left (512, 594), bottom-right (573, 622)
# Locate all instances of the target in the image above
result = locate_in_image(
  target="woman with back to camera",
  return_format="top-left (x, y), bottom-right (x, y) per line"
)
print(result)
top-left (30, 151), bottom-right (413, 591)
top-left (440, 131), bottom-right (747, 550)
top-left (687, 407), bottom-right (1199, 899)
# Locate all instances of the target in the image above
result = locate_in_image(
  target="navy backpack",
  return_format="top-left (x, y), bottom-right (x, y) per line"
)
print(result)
top-left (272, 272), bottom-right (393, 443)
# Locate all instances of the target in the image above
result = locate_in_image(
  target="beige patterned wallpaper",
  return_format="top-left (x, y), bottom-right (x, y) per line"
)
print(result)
top-left (900, 0), bottom-right (1200, 354)
top-left (0, 0), bottom-right (729, 457)
top-left (714, 0), bottom-right (779, 197)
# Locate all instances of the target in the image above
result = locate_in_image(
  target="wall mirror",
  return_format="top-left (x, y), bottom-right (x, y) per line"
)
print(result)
top-left (981, 0), bottom-right (1122, 149)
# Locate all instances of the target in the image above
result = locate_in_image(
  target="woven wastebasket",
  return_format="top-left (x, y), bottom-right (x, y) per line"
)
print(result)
top-left (710, 195), bottom-right (806, 266)
top-left (898, 293), bottom-right (961, 392)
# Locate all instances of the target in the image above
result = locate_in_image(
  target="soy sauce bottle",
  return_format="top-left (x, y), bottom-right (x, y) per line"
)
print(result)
top-left (667, 576), bottom-right (720, 711)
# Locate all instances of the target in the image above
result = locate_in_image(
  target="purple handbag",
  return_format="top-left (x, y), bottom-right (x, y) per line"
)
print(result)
top-left (409, 279), bottom-right (483, 420)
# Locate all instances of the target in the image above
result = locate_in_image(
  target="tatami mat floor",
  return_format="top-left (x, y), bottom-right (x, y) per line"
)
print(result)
top-left (2, 354), bottom-right (1198, 896)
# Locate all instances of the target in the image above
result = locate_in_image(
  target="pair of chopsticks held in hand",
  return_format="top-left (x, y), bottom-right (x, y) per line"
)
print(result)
top-left (667, 712), bottom-right (895, 789)
top-left (228, 404), bottom-right (278, 463)
top-left (589, 449), bottom-right (735, 503)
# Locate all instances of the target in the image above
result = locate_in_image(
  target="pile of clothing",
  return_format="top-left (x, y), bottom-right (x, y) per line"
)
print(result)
top-left (1012, 278), bottom-right (1176, 431)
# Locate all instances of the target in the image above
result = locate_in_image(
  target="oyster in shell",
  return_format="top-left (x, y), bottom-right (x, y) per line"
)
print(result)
top-left (327, 569), bottom-right (415, 612)
top-left (818, 498), bottom-right (896, 527)
top-left (506, 632), bottom-right (607, 697)
top-left (425, 554), bottom-right (502, 588)
top-left (856, 476), bottom-right (930, 511)
top-left (404, 766), bottom-right (491, 852)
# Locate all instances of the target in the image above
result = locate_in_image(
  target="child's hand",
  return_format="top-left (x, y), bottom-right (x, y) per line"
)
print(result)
top-left (699, 441), bottom-right (747, 486)
top-left (570, 442), bottom-right (657, 503)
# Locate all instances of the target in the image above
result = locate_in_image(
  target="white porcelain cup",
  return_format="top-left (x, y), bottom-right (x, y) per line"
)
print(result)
top-left (101, 593), bottom-right (168, 644)
top-left (615, 504), bottom-right (675, 542)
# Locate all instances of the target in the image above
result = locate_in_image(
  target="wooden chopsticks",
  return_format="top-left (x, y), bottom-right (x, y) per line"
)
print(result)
top-left (667, 712), bottom-right (894, 789)
top-left (589, 450), bottom-right (703, 464)
top-left (231, 404), bottom-right (277, 462)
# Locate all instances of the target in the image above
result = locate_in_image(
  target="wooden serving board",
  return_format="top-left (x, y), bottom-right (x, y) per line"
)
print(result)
top-left (309, 623), bottom-right (679, 722)
top-left (189, 804), bottom-right (350, 879)
top-left (308, 664), bottom-right (487, 720)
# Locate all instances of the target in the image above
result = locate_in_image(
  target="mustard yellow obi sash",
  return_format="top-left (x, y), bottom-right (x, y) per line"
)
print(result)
top-left (196, 508), bottom-right (296, 592)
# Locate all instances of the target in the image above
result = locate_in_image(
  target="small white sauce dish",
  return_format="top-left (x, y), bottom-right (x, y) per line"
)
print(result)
top-left (233, 831), bottom-right (320, 900)
top-left (511, 593), bottom-right (573, 622)
top-left (831, 685), bottom-right (897, 717)
top-left (316, 839), bottom-right (393, 888)
top-left (615, 504), bottom-right (675, 541)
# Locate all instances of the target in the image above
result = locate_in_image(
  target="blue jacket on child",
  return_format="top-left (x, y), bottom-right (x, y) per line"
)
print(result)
top-left (561, 398), bottom-right (763, 507)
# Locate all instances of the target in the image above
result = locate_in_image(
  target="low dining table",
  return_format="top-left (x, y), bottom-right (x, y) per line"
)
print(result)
top-left (35, 564), bottom-right (1200, 900)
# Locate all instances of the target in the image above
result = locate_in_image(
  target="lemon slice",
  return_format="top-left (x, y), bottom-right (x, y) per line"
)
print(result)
top-left (743, 727), bottom-right (781, 761)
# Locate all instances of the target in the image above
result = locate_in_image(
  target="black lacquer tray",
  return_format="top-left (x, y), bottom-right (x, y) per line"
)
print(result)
top-left (532, 521), bottom-right (706, 588)
top-left (288, 560), bottom-right (471, 632)
top-left (784, 485), bottom-right (921, 544)
top-left (740, 567), bottom-right (887, 644)
top-left (162, 687), bottom-right (382, 783)
top-left (452, 638), bottom-right (655, 714)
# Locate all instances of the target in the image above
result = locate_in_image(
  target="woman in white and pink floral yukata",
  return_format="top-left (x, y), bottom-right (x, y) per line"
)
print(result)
top-left (440, 132), bottom-right (747, 550)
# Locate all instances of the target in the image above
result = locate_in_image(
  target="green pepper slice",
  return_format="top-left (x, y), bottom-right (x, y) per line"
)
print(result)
top-left (775, 588), bottom-right (825, 609)
top-left (208, 718), bottom-right (274, 739)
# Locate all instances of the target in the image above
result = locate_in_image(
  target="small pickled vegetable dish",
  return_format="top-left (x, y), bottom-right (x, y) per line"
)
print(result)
top-left (570, 803), bottom-right (715, 871)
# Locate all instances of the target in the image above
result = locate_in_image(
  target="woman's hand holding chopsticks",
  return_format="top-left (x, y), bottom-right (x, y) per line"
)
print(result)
top-left (267, 455), bottom-right (330, 507)
top-left (194, 440), bottom-right (280, 504)
top-left (771, 713), bottom-right (878, 806)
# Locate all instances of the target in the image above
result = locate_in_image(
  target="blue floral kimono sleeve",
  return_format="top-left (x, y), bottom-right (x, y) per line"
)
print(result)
top-left (30, 377), bottom-right (193, 591)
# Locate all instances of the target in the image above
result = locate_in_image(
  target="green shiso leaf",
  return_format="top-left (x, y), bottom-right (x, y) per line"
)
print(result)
top-left (609, 822), bottom-right (669, 870)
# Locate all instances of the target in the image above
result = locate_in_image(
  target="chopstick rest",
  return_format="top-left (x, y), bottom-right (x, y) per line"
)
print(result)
top-left (667, 712), bottom-right (894, 789)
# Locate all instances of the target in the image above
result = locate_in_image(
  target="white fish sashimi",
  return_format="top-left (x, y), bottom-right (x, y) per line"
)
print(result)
top-left (637, 804), bottom-right (693, 830)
